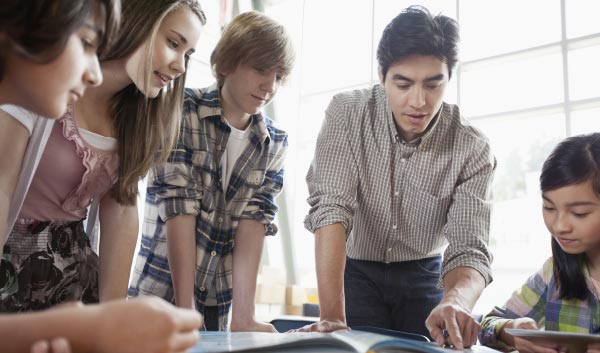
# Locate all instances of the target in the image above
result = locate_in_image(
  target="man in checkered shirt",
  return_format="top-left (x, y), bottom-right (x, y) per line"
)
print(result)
top-left (303, 6), bottom-right (496, 349)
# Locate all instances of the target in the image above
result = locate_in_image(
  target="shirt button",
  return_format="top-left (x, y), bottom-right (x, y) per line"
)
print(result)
top-left (387, 248), bottom-right (392, 252)
top-left (392, 225), bottom-right (397, 230)
top-left (199, 287), bottom-right (205, 292)
top-left (394, 191), bottom-right (399, 196)
top-left (400, 158), bottom-right (407, 163)
top-left (218, 217), bottom-right (223, 223)
top-left (216, 144), bottom-right (222, 151)
top-left (210, 251), bottom-right (217, 257)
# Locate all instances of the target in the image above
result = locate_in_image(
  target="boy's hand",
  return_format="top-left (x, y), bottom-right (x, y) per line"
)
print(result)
top-left (230, 319), bottom-right (277, 333)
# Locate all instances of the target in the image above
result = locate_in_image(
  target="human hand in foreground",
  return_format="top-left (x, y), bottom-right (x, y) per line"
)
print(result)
top-left (287, 319), bottom-right (349, 333)
top-left (425, 298), bottom-right (480, 350)
top-left (92, 296), bottom-right (203, 353)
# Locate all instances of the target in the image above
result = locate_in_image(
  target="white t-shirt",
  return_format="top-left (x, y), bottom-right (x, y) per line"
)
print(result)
top-left (220, 118), bottom-right (252, 191)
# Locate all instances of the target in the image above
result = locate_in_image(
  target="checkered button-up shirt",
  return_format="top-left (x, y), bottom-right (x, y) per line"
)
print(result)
top-left (304, 84), bottom-right (495, 283)
top-left (129, 84), bottom-right (288, 330)
top-left (479, 257), bottom-right (600, 349)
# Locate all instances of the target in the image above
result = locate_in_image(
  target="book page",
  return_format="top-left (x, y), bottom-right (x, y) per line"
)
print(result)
top-left (190, 332), bottom-right (357, 353)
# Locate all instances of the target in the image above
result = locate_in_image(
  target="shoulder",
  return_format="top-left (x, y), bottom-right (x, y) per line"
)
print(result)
top-left (326, 85), bottom-right (381, 125)
top-left (442, 103), bottom-right (491, 148)
top-left (259, 113), bottom-right (288, 146)
top-left (0, 104), bottom-right (42, 135)
top-left (184, 86), bottom-right (220, 109)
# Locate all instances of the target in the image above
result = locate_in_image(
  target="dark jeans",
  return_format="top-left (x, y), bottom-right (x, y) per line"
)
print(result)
top-left (344, 256), bottom-right (443, 338)
top-left (203, 305), bottom-right (219, 331)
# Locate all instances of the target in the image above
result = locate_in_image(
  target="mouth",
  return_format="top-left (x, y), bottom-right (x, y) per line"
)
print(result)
top-left (154, 71), bottom-right (173, 86)
top-left (69, 90), bottom-right (83, 103)
top-left (404, 113), bottom-right (428, 122)
top-left (556, 237), bottom-right (577, 246)
top-left (251, 94), bottom-right (267, 104)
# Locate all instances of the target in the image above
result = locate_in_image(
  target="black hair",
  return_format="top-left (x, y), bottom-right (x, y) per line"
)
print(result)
top-left (540, 133), bottom-right (600, 300)
top-left (0, 0), bottom-right (120, 80)
top-left (376, 5), bottom-right (459, 81)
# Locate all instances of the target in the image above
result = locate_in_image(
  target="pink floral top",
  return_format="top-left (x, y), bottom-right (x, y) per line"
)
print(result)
top-left (19, 106), bottom-right (119, 221)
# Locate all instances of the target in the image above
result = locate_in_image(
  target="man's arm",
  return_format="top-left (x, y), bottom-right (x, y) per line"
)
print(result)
top-left (313, 223), bottom-right (349, 331)
top-left (426, 266), bottom-right (485, 349)
top-left (98, 195), bottom-right (139, 300)
top-left (166, 215), bottom-right (197, 309)
top-left (230, 219), bottom-right (276, 332)
top-left (426, 137), bottom-right (496, 348)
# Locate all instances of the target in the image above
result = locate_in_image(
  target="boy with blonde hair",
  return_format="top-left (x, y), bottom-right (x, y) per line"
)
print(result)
top-left (129, 11), bottom-right (295, 332)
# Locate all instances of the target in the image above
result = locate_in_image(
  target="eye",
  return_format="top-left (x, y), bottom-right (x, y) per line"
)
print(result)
top-left (81, 38), bottom-right (94, 49)
top-left (543, 206), bottom-right (555, 211)
top-left (425, 83), bottom-right (441, 90)
top-left (168, 38), bottom-right (179, 48)
top-left (572, 212), bottom-right (590, 218)
top-left (396, 84), bottom-right (410, 90)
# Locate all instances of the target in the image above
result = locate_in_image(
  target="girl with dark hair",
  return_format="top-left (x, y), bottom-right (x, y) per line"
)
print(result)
top-left (0, 1), bottom-right (202, 352)
top-left (0, 0), bottom-right (206, 312)
top-left (479, 133), bottom-right (600, 353)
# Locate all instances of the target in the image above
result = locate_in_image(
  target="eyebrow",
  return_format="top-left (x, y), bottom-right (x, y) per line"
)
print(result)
top-left (170, 30), bottom-right (195, 54)
top-left (391, 73), bottom-right (445, 83)
top-left (542, 195), bottom-right (599, 207)
top-left (83, 22), bottom-right (104, 39)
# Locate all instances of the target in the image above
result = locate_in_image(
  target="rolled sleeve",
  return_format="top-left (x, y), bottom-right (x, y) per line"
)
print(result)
top-left (304, 96), bottom-right (358, 236)
top-left (239, 133), bottom-right (288, 236)
top-left (150, 146), bottom-right (204, 222)
top-left (442, 140), bottom-right (496, 285)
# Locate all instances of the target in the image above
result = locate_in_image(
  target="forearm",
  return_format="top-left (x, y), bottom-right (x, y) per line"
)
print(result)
top-left (166, 214), bottom-right (197, 309)
top-left (441, 266), bottom-right (486, 310)
top-left (99, 220), bottom-right (138, 300)
top-left (0, 306), bottom-right (97, 353)
top-left (231, 219), bottom-right (265, 323)
top-left (315, 223), bottom-right (347, 323)
top-left (98, 199), bottom-right (139, 301)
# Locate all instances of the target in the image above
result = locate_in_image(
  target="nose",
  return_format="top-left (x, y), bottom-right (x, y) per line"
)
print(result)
top-left (408, 86), bottom-right (426, 109)
top-left (552, 212), bottom-right (572, 235)
top-left (260, 70), bottom-right (278, 94)
top-left (170, 53), bottom-right (186, 76)
top-left (84, 55), bottom-right (103, 87)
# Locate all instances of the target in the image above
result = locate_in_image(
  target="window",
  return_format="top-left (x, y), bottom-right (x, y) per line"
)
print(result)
top-left (176, 0), bottom-right (600, 317)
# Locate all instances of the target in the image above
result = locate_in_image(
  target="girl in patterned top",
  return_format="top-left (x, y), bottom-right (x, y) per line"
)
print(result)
top-left (0, 0), bottom-right (206, 312)
top-left (479, 133), bottom-right (600, 353)
top-left (0, 2), bottom-right (202, 353)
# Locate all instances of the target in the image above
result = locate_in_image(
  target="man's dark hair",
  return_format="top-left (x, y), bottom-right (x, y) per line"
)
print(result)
top-left (377, 5), bottom-right (459, 81)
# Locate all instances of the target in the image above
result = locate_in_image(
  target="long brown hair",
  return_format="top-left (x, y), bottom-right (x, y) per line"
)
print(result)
top-left (0, 0), bottom-right (120, 80)
top-left (100, 0), bottom-right (206, 205)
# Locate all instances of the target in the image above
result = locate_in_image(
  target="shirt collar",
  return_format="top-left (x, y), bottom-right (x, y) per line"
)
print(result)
top-left (195, 82), bottom-right (271, 146)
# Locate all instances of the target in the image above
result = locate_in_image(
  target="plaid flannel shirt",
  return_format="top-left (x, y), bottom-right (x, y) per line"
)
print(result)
top-left (479, 257), bottom-right (600, 349)
top-left (129, 84), bottom-right (288, 330)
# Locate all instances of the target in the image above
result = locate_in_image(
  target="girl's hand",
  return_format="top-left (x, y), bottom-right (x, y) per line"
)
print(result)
top-left (501, 318), bottom-right (560, 353)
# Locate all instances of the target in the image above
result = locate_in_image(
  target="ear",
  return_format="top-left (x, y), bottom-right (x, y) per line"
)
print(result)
top-left (378, 66), bottom-right (385, 90)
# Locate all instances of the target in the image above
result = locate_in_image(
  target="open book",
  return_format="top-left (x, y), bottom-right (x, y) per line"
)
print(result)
top-left (191, 330), bottom-right (503, 353)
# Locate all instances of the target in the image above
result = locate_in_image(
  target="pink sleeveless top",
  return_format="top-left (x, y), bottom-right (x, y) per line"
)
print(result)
top-left (19, 106), bottom-right (119, 221)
